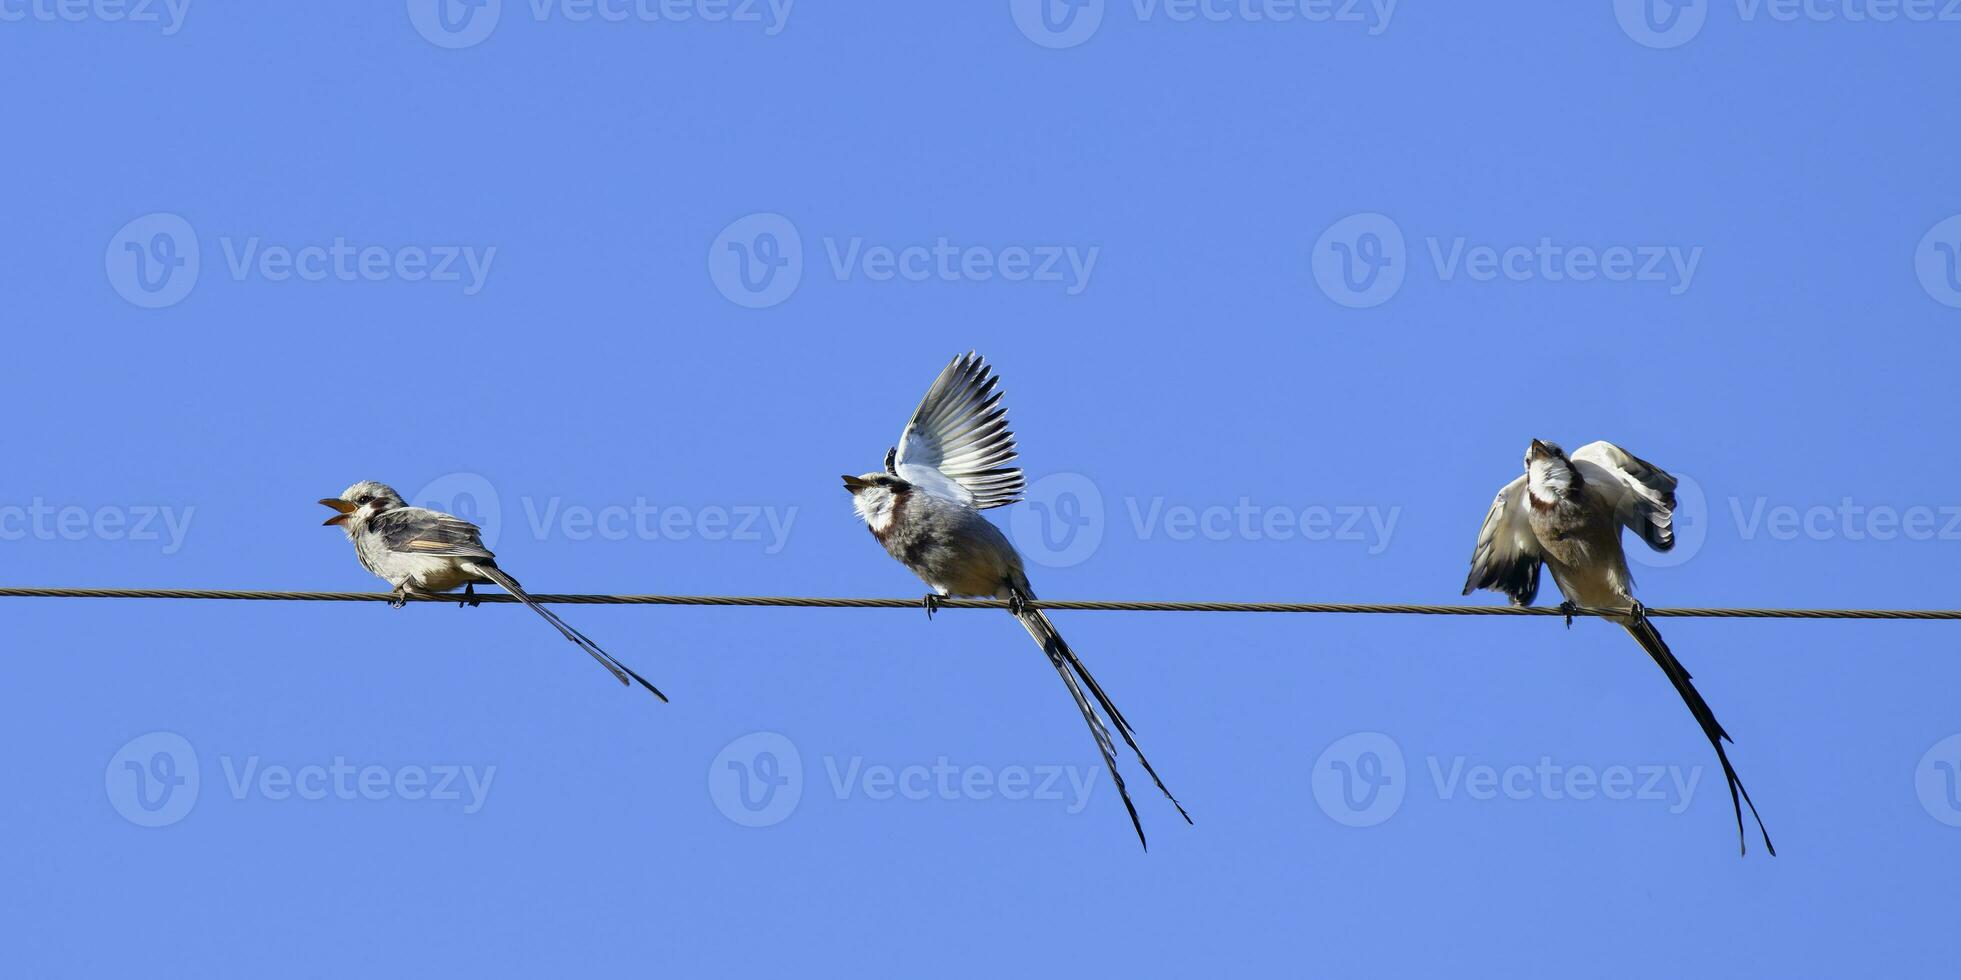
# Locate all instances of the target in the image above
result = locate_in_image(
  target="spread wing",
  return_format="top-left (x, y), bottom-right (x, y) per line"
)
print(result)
top-left (1572, 440), bottom-right (1677, 553)
top-left (1462, 474), bottom-right (1542, 606)
top-left (891, 351), bottom-right (1024, 509)
top-left (372, 507), bottom-right (497, 561)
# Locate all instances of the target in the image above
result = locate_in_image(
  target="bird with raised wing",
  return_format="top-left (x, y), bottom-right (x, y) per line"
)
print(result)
top-left (842, 352), bottom-right (1190, 849)
top-left (320, 481), bottom-right (666, 701)
top-left (1463, 440), bottom-right (1772, 855)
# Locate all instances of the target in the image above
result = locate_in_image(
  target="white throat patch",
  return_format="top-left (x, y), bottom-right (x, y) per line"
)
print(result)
top-left (852, 486), bottom-right (899, 533)
top-left (1527, 458), bottom-right (1575, 502)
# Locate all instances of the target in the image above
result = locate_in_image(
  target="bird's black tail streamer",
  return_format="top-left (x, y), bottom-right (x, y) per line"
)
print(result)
top-left (1623, 615), bottom-right (1772, 856)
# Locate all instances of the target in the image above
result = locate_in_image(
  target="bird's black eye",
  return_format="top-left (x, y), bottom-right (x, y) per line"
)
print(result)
top-left (357, 495), bottom-right (373, 505)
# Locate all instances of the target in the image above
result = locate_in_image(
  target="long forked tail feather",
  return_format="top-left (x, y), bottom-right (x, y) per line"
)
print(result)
top-left (1622, 616), bottom-right (1771, 856)
top-left (1021, 612), bottom-right (1146, 849)
top-left (1011, 591), bottom-right (1189, 850)
top-left (475, 566), bottom-right (668, 702)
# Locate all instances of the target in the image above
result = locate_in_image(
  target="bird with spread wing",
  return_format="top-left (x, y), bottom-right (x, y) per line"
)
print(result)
top-left (1464, 440), bottom-right (1772, 855)
top-left (842, 352), bottom-right (1190, 849)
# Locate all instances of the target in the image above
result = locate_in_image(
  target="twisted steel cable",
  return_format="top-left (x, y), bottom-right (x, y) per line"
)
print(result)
top-left (0, 588), bottom-right (1957, 619)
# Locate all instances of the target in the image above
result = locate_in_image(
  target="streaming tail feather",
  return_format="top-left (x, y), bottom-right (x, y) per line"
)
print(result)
top-left (1012, 597), bottom-right (1190, 850)
top-left (1622, 616), bottom-right (1771, 856)
top-left (475, 565), bottom-right (669, 702)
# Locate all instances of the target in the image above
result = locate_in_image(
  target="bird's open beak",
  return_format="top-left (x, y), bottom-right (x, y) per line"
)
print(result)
top-left (842, 475), bottom-right (871, 494)
top-left (1528, 439), bottom-right (1550, 457)
top-left (319, 498), bottom-right (356, 526)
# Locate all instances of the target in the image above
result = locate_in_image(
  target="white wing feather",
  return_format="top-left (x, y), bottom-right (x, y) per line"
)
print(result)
top-left (892, 352), bottom-right (1025, 509)
top-left (1571, 440), bottom-right (1677, 552)
top-left (1463, 474), bottom-right (1542, 606)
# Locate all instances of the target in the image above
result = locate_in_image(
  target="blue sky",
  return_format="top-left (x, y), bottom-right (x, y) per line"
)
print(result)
top-left (3, 2), bottom-right (1960, 975)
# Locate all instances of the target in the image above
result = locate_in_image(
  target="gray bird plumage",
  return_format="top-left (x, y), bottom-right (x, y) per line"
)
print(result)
top-left (1464, 441), bottom-right (1772, 855)
top-left (320, 480), bottom-right (666, 701)
top-left (844, 353), bottom-right (1188, 849)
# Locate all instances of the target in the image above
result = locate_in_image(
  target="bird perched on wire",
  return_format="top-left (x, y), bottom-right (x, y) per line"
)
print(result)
top-left (841, 352), bottom-right (1189, 850)
top-left (1463, 440), bottom-right (1771, 855)
top-left (319, 481), bottom-right (666, 701)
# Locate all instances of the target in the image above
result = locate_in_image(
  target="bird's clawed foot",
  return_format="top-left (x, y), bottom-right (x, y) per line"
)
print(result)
top-left (922, 594), bottom-right (943, 620)
top-left (1558, 601), bottom-right (1577, 629)
top-left (1007, 593), bottom-right (1028, 617)
top-left (1627, 600), bottom-right (1648, 627)
top-left (458, 582), bottom-right (482, 609)
top-left (389, 587), bottom-right (409, 610)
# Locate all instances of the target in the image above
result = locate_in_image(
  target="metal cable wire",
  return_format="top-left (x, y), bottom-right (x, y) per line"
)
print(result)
top-left (0, 587), bottom-right (1958, 619)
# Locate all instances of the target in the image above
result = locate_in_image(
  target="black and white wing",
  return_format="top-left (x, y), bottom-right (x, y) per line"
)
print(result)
top-left (372, 507), bottom-right (497, 560)
top-left (890, 351), bottom-right (1024, 509)
top-left (1462, 474), bottom-right (1542, 606)
top-left (1571, 440), bottom-right (1677, 553)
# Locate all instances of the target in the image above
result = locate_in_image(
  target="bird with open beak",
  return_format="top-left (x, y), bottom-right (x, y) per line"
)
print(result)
top-left (843, 352), bottom-right (1190, 850)
top-left (1464, 440), bottom-right (1772, 855)
top-left (320, 481), bottom-right (666, 701)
